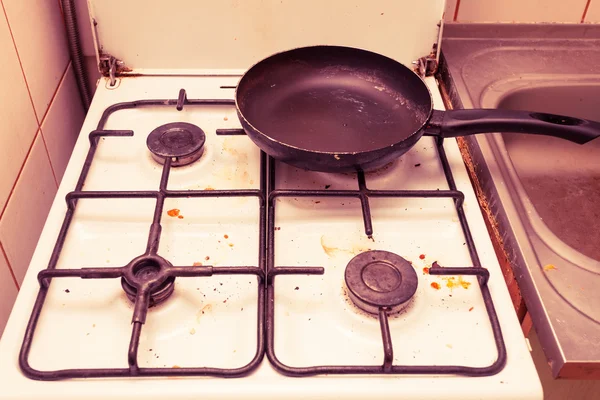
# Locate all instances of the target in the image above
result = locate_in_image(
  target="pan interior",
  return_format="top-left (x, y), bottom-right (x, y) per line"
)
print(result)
top-left (237, 48), bottom-right (431, 154)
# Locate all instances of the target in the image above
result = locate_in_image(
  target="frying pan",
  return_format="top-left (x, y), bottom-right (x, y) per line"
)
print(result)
top-left (235, 45), bottom-right (600, 172)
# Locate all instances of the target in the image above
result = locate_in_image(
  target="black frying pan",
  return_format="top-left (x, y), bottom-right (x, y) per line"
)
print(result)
top-left (235, 45), bottom-right (600, 172)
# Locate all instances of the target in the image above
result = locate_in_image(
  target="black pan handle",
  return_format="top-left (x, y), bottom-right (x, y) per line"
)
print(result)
top-left (427, 109), bottom-right (600, 144)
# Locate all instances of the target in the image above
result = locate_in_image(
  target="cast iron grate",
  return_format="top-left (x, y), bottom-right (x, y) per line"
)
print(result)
top-left (19, 89), bottom-right (266, 380)
top-left (264, 134), bottom-right (507, 376)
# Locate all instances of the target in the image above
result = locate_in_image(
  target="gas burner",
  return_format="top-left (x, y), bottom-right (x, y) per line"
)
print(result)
top-left (120, 255), bottom-right (176, 307)
top-left (344, 250), bottom-right (418, 314)
top-left (146, 122), bottom-right (206, 166)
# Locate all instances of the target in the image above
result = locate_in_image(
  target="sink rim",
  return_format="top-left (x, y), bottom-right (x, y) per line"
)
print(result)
top-left (480, 75), bottom-right (600, 274)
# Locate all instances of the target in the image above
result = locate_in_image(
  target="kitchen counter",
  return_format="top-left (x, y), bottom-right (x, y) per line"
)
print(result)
top-left (439, 23), bottom-right (600, 379)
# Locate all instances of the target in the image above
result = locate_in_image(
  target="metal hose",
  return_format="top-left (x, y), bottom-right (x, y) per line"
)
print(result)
top-left (61, 0), bottom-right (91, 110)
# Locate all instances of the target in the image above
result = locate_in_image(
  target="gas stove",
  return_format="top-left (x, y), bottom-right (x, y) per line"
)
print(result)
top-left (0, 75), bottom-right (542, 399)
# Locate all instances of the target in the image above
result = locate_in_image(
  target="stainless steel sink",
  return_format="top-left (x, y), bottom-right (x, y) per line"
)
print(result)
top-left (440, 23), bottom-right (600, 379)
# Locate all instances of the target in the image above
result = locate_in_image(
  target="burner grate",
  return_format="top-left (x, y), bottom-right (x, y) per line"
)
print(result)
top-left (20, 90), bottom-right (266, 380)
top-left (264, 134), bottom-right (507, 376)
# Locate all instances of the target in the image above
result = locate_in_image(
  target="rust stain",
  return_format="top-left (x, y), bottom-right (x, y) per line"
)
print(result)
top-left (543, 264), bottom-right (557, 272)
top-left (167, 209), bottom-right (180, 217)
top-left (431, 282), bottom-right (441, 290)
top-left (196, 304), bottom-right (213, 322)
top-left (443, 276), bottom-right (471, 290)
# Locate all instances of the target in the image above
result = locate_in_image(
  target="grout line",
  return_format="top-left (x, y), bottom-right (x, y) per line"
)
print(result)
top-left (581, 0), bottom-right (592, 23)
top-left (0, 241), bottom-right (20, 290)
top-left (39, 132), bottom-right (59, 188)
top-left (453, 0), bottom-right (461, 22)
top-left (1, 0), bottom-right (40, 125)
top-left (0, 131), bottom-right (42, 219)
top-left (39, 62), bottom-right (71, 126)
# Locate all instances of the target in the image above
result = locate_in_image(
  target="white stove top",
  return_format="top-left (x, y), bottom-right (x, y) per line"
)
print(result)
top-left (0, 75), bottom-right (542, 399)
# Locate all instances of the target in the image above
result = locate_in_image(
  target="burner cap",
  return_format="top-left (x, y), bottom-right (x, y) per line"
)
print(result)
top-left (147, 122), bottom-right (206, 166)
top-left (344, 250), bottom-right (418, 314)
top-left (121, 256), bottom-right (176, 307)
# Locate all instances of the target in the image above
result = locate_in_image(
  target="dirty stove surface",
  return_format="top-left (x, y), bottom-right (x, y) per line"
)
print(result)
top-left (0, 76), bottom-right (541, 400)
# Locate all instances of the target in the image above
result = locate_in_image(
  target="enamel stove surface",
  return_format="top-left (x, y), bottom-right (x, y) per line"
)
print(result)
top-left (0, 76), bottom-right (542, 399)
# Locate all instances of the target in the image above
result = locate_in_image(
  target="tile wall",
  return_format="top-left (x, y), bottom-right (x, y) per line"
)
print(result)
top-left (0, 0), bottom-right (86, 336)
top-left (445, 0), bottom-right (600, 23)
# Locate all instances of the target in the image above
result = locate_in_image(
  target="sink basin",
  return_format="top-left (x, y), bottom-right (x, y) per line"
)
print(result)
top-left (440, 23), bottom-right (600, 379)
top-left (479, 78), bottom-right (600, 328)
top-left (498, 84), bottom-right (600, 262)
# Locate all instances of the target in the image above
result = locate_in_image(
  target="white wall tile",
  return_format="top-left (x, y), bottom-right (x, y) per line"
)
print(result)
top-left (41, 64), bottom-right (85, 183)
top-left (3, 0), bottom-right (70, 118)
top-left (444, 0), bottom-right (458, 21)
top-left (0, 134), bottom-right (57, 284)
top-left (457, 0), bottom-right (588, 23)
top-left (0, 246), bottom-right (18, 338)
top-left (0, 10), bottom-right (38, 212)
top-left (585, 1), bottom-right (600, 22)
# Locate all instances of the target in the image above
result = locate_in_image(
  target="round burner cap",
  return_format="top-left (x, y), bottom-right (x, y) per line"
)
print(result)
top-left (345, 250), bottom-right (418, 314)
top-left (147, 122), bottom-right (206, 166)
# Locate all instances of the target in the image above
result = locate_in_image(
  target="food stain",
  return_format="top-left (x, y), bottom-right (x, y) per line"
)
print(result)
top-left (205, 186), bottom-right (215, 191)
top-left (224, 116), bottom-right (228, 121)
top-left (178, 215), bottom-right (184, 219)
top-left (320, 235), bottom-right (373, 257)
top-left (193, 262), bottom-right (203, 267)
top-left (469, 307), bottom-right (474, 312)
top-left (172, 365), bottom-right (181, 369)
top-left (228, 243), bottom-right (234, 247)
top-left (189, 328), bottom-right (196, 335)
top-left (431, 282), bottom-right (441, 290)
top-left (543, 264), bottom-right (557, 272)
top-left (196, 304), bottom-right (213, 322)
top-left (443, 276), bottom-right (471, 290)
top-left (205, 256), bottom-right (210, 261)
top-left (419, 254), bottom-right (426, 260)
top-left (224, 234), bottom-right (229, 239)
top-left (167, 209), bottom-right (180, 217)
top-left (422, 267), bottom-right (430, 274)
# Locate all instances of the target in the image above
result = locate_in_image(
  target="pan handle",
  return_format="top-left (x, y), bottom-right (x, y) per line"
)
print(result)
top-left (427, 109), bottom-right (600, 144)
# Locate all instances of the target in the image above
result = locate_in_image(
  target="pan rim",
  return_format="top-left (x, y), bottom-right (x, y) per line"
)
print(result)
top-left (234, 44), bottom-right (434, 156)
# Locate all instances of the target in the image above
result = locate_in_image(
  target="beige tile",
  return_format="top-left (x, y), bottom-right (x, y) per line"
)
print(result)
top-left (0, 245), bottom-right (18, 337)
top-left (585, 1), bottom-right (600, 22)
top-left (41, 64), bottom-right (85, 183)
top-left (3, 0), bottom-right (69, 118)
top-left (457, 0), bottom-right (587, 23)
top-left (444, 0), bottom-right (458, 21)
top-left (0, 133), bottom-right (57, 284)
top-left (0, 9), bottom-right (38, 212)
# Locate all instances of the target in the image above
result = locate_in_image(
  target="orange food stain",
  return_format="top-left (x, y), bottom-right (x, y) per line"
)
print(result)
top-left (469, 307), bottom-right (474, 312)
top-left (419, 254), bottom-right (426, 260)
top-left (422, 267), bottom-right (430, 274)
top-left (167, 209), bottom-right (180, 217)
top-left (193, 262), bottom-right (203, 267)
top-left (224, 116), bottom-right (228, 121)
top-left (205, 256), bottom-right (210, 261)
top-left (543, 264), bottom-right (557, 271)
top-left (228, 243), bottom-right (234, 247)
top-left (443, 276), bottom-right (471, 290)
top-left (177, 215), bottom-right (184, 219)
top-left (172, 365), bottom-right (181, 369)
top-left (224, 234), bottom-right (229, 239)
top-left (431, 282), bottom-right (441, 290)
top-left (205, 186), bottom-right (215, 191)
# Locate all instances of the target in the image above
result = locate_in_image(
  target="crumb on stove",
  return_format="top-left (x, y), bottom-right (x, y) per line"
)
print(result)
top-left (294, 286), bottom-right (299, 290)
top-left (167, 209), bottom-right (180, 217)
top-left (224, 234), bottom-right (229, 239)
top-left (469, 307), bottom-right (474, 312)
top-left (414, 163), bottom-right (421, 167)
top-left (92, 324), bottom-right (96, 328)
top-left (228, 243), bottom-right (234, 247)
top-left (172, 365), bottom-right (181, 369)
top-left (65, 289), bottom-right (70, 293)
top-left (325, 184), bottom-right (331, 189)
top-left (430, 282), bottom-right (441, 290)
top-left (205, 256), bottom-right (210, 260)
top-left (224, 116), bottom-right (228, 121)
top-left (223, 299), bottom-right (227, 303)
top-left (275, 227), bottom-right (281, 230)
top-left (543, 264), bottom-right (557, 271)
